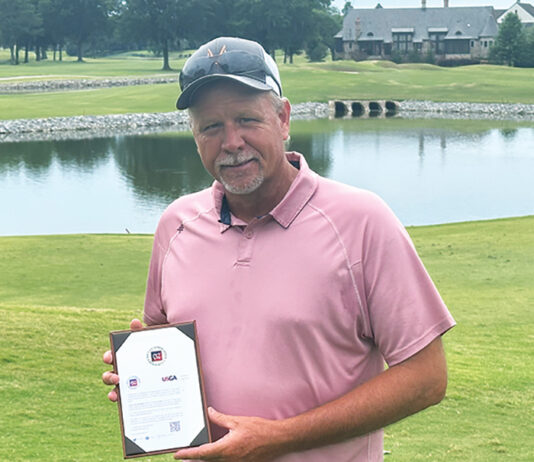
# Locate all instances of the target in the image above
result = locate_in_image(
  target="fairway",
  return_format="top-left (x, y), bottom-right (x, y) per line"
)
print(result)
top-left (2, 51), bottom-right (534, 120)
top-left (0, 217), bottom-right (533, 461)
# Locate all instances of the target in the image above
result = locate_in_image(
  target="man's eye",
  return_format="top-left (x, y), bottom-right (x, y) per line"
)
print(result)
top-left (202, 123), bottom-right (219, 132)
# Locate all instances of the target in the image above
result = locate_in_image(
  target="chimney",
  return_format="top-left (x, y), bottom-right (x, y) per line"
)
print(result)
top-left (355, 17), bottom-right (361, 39)
top-left (444, 0), bottom-right (449, 7)
top-left (422, 0), bottom-right (426, 10)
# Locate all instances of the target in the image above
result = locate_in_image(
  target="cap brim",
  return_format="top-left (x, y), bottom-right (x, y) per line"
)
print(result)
top-left (176, 74), bottom-right (273, 110)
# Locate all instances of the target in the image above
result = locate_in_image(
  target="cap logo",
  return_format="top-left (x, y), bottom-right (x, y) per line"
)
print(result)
top-left (207, 44), bottom-right (227, 58)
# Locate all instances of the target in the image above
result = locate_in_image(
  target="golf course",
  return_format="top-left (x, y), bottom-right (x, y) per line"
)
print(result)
top-left (1, 50), bottom-right (533, 460)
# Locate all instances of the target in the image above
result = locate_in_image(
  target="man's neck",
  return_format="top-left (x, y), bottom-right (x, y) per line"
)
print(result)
top-left (224, 159), bottom-right (298, 223)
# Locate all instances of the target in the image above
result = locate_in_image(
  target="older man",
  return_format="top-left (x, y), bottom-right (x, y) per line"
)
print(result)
top-left (103, 37), bottom-right (455, 461)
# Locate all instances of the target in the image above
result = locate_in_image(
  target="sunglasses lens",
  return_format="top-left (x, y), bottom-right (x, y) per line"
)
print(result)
top-left (180, 52), bottom-right (269, 90)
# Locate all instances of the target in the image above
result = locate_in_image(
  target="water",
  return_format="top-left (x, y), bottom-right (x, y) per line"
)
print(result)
top-left (1, 118), bottom-right (533, 236)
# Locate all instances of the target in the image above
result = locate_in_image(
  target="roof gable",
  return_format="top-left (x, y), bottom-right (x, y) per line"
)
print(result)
top-left (518, 3), bottom-right (534, 17)
top-left (497, 2), bottom-right (534, 23)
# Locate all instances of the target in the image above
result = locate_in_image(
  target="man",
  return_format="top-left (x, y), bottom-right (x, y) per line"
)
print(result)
top-left (103, 37), bottom-right (455, 461)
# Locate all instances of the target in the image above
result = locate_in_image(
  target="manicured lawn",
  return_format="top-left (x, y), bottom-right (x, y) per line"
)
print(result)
top-left (0, 216), bottom-right (532, 461)
top-left (0, 49), bottom-right (186, 78)
top-left (1, 51), bottom-right (534, 119)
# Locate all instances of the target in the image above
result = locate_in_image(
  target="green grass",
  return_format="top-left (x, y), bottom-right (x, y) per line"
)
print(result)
top-left (1, 50), bottom-right (534, 119)
top-left (0, 217), bottom-right (533, 461)
top-left (0, 83), bottom-right (181, 119)
top-left (385, 216), bottom-right (534, 461)
top-left (0, 49), bottom-right (187, 78)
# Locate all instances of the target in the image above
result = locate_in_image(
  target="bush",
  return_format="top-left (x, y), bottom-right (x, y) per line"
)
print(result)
top-left (406, 50), bottom-right (422, 63)
top-left (424, 49), bottom-right (436, 64)
top-left (390, 49), bottom-right (403, 64)
top-left (306, 41), bottom-right (328, 62)
top-left (436, 58), bottom-right (481, 67)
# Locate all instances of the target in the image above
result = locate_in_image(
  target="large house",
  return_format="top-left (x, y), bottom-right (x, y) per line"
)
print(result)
top-left (496, 2), bottom-right (534, 27)
top-left (334, 2), bottom-right (499, 62)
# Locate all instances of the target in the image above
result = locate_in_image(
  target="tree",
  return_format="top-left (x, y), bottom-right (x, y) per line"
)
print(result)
top-left (519, 26), bottom-right (534, 67)
top-left (192, 0), bottom-right (245, 41)
top-left (118, 0), bottom-right (192, 70)
top-left (309, 6), bottom-right (342, 61)
top-left (342, 1), bottom-right (353, 15)
top-left (62, 0), bottom-right (110, 62)
top-left (237, 0), bottom-right (290, 57)
top-left (0, 0), bottom-right (40, 64)
top-left (238, 0), bottom-right (335, 63)
top-left (40, 0), bottom-right (71, 61)
top-left (489, 12), bottom-right (527, 67)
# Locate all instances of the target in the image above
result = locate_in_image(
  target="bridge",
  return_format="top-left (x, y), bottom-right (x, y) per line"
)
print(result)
top-left (329, 100), bottom-right (400, 118)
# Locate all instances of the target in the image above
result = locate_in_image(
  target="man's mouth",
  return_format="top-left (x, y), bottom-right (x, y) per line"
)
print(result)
top-left (219, 158), bottom-right (257, 169)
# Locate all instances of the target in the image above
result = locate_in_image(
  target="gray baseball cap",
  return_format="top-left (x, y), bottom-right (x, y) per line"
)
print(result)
top-left (177, 37), bottom-right (282, 109)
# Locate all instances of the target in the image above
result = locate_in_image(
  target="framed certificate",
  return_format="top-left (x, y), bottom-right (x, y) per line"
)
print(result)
top-left (110, 322), bottom-right (211, 458)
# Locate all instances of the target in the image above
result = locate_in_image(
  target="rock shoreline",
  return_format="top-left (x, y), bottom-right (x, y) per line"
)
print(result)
top-left (0, 103), bottom-right (330, 143)
top-left (1, 101), bottom-right (534, 143)
top-left (400, 100), bottom-right (534, 119)
top-left (0, 76), bottom-right (180, 94)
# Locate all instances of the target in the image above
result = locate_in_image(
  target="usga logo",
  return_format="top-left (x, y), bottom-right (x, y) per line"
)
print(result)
top-left (162, 375), bottom-right (178, 382)
top-left (147, 346), bottom-right (167, 365)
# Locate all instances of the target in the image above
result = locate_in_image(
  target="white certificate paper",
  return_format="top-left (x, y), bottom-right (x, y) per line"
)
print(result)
top-left (110, 322), bottom-right (210, 458)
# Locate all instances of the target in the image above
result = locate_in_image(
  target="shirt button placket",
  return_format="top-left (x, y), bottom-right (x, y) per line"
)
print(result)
top-left (235, 227), bottom-right (255, 266)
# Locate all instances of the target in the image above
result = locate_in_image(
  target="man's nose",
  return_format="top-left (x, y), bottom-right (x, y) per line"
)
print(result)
top-left (221, 124), bottom-right (245, 152)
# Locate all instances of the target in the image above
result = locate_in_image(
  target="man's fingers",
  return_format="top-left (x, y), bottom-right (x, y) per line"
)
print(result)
top-left (107, 388), bottom-right (119, 402)
top-left (104, 319), bottom-right (142, 366)
top-left (207, 407), bottom-right (234, 429)
top-left (103, 319), bottom-right (143, 405)
top-left (173, 439), bottom-right (225, 460)
top-left (102, 350), bottom-right (113, 365)
top-left (102, 370), bottom-right (119, 386)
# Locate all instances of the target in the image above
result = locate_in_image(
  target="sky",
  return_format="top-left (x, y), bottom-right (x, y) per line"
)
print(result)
top-left (331, 0), bottom-right (524, 10)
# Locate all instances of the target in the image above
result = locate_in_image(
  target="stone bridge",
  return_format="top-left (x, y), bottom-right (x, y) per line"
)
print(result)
top-left (329, 100), bottom-right (400, 118)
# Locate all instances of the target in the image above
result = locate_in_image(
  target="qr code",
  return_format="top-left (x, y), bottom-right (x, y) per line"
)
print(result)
top-left (170, 421), bottom-right (181, 432)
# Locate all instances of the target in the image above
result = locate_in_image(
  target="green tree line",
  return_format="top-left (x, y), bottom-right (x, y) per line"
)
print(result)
top-left (0, 0), bottom-right (342, 67)
top-left (490, 12), bottom-right (534, 68)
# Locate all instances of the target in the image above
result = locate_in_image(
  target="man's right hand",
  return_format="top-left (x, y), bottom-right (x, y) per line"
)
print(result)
top-left (102, 318), bottom-right (144, 402)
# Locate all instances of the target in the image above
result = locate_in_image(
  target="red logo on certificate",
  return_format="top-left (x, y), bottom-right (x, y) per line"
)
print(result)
top-left (147, 346), bottom-right (167, 365)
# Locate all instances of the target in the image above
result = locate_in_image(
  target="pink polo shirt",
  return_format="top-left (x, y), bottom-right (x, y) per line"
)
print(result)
top-left (144, 152), bottom-right (455, 461)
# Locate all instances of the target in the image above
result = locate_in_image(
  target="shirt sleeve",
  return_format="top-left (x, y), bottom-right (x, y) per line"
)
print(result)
top-left (360, 195), bottom-right (455, 366)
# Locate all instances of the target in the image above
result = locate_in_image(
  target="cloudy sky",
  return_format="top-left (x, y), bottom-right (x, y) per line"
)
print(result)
top-left (332, 0), bottom-right (521, 10)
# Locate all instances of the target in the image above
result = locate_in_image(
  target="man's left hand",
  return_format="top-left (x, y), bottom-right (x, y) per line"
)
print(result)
top-left (174, 407), bottom-right (287, 461)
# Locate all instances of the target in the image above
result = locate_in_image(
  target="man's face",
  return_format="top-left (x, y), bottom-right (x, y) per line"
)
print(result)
top-left (189, 81), bottom-right (290, 196)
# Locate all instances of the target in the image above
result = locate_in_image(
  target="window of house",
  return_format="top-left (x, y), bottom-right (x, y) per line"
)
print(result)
top-left (445, 39), bottom-right (470, 54)
top-left (471, 40), bottom-right (475, 47)
top-left (429, 32), bottom-right (446, 54)
top-left (393, 32), bottom-right (413, 53)
top-left (361, 41), bottom-right (382, 56)
top-left (484, 41), bottom-right (488, 47)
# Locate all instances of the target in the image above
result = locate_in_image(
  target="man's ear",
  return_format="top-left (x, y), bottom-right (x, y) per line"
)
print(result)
top-left (279, 98), bottom-right (291, 141)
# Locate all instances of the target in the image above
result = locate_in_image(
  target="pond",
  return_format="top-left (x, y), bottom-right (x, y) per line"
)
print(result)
top-left (1, 117), bottom-right (533, 236)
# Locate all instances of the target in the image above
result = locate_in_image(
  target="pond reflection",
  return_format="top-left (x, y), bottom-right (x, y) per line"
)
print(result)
top-left (112, 135), bottom-right (212, 204)
top-left (1, 118), bottom-right (533, 236)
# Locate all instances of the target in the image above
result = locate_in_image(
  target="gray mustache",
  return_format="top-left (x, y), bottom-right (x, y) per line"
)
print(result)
top-left (216, 154), bottom-right (259, 167)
